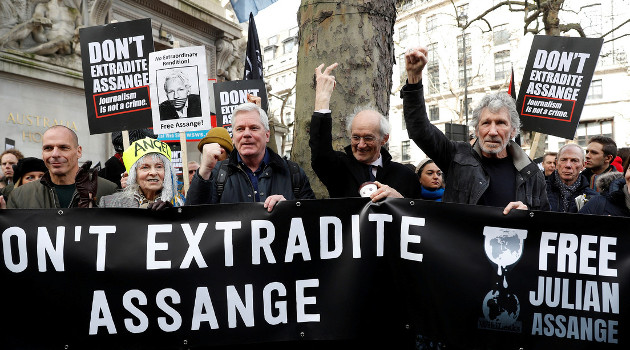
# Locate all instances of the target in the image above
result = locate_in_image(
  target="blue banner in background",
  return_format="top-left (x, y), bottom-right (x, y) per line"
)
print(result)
top-left (158, 130), bottom-right (208, 142)
top-left (230, 0), bottom-right (278, 23)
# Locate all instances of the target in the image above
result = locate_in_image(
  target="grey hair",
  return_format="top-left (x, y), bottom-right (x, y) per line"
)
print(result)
top-left (123, 153), bottom-right (178, 202)
top-left (345, 105), bottom-right (391, 138)
top-left (557, 143), bottom-right (585, 163)
top-left (469, 92), bottom-right (520, 136)
top-left (232, 102), bottom-right (269, 131)
top-left (163, 69), bottom-right (191, 91)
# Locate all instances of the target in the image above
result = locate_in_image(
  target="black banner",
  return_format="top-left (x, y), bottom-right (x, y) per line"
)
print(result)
top-left (1, 199), bottom-right (626, 349)
top-left (212, 79), bottom-right (268, 135)
top-left (516, 35), bottom-right (603, 139)
top-left (80, 18), bottom-right (155, 135)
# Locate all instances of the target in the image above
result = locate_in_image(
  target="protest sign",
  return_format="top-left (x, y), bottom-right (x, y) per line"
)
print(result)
top-left (516, 35), bottom-right (603, 139)
top-left (213, 79), bottom-right (268, 135)
top-left (149, 46), bottom-right (211, 134)
top-left (2, 199), bottom-right (627, 350)
top-left (79, 18), bottom-right (155, 135)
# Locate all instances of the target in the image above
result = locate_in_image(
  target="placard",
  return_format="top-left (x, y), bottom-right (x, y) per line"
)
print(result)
top-left (149, 46), bottom-right (211, 134)
top-left (516, 35), bottom-right (603, 139)
top-left (79, 18), bottom-right (154, 134)
top-left (212, 79), bottom-right (267, 135)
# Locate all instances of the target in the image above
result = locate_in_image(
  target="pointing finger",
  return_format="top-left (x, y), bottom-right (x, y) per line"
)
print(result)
top-left (323, 62), bottom-right (338, 75)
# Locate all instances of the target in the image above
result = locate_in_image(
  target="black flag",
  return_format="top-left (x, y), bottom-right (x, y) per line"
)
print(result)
top-left (244, 12), bottom-right (263, 80)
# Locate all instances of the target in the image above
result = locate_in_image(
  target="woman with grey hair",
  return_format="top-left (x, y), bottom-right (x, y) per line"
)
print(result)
top-left (99, 138), bottom-right (184, 210)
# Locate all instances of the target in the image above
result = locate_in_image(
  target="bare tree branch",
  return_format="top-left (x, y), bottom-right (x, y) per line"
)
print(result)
top-left (559, 23), bottom-right (586, 37)
top-left (600, 19), bottom-right (630, 40)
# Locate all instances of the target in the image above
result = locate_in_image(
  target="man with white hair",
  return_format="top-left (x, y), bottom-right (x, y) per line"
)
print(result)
top-left (402, 46), bottom-right (549, 213)
top-left (186, 102), bottom-right (315, 212)
top-left (309, 63), bottom-right (421, 202)
top-left (545, 143), bottom-right (597, 212)
top-left (159, 69), bottom-right (202, 120)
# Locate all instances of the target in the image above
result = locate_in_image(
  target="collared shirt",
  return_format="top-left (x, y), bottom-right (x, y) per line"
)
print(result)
top-left (176, 99), bottom-right (189, 118)
top-left (237, 150), bottom-right (270, 202)
top-left (369, 154), bottom-right (383, 179)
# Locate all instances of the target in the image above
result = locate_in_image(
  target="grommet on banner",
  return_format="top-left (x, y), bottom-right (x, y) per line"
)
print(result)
top-left (300, 331), bottom-right (305, 337)
top-left (405, 324), bottom-right (410, 329)
top-left (64, 345), bottom-right (69, 349)
top-left (58, 210), bottom-right (64, 215)
top-left (296, 202), bottom-right (301, 207)
top-left (178, 208), bottom-right (183, 213)
top-left (529, 212), bottom-right (534, 218)
top-left (183, 339), bottom-right (188, 345)
top-left (409, 201), bottom-right (415, 206)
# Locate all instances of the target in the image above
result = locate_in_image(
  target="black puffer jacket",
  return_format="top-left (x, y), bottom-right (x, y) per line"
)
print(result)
top-left (186, 147), bottom-right (315, 205)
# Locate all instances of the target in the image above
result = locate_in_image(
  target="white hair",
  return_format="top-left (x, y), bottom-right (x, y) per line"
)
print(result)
top-left (123, 153), bottom-right (178, 202)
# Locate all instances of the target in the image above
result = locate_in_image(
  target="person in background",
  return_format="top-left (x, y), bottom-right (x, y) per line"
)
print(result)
top-left (99, 138), bottom-right (183, 209)
top-left (187, 161), bottom-right (200, 184)
top-left (415, 158), bottom-right (444, 202)
top-left (579, 160), bottom-right (630, 217)
top-left (196, 127), bottom-right (234, 165)
top-left (541, 151), bottom-right (557, 180)
top-left (0, 149), bottom-right (24, 189)
top-left (583, 135), bottom-right (618, 191)
top-left (545, 144), bottom-right (597, 213)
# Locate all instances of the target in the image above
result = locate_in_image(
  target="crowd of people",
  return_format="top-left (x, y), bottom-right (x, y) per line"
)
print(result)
top-left (1, 46), bottom-right (629, 218)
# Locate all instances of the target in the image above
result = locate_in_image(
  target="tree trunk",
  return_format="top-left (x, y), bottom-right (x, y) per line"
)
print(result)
top-left (530, 0), bottom-right (563, 159)
top-left (292, 0), bottom-right (396, 198)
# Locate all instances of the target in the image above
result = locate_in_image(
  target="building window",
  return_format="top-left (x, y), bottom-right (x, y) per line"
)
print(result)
top-left (457, 33), bottom-right (472, 88)
top-left (402, 117), bottom-right (406, 130)
top-left (576, 119), bottom-right (613, 146)
top-left (264, 46), bottom-right (276, 62)
top-left (427, 42), bottom-right (440, 94)
top-left (460, 97), bottom-right (472, 118)
top-left (283, 38), bottom-right (295, 54)
top-left (587, 79), bottom-right (602, 99)
top-left (429, 105), bottom-right (439, 121)
top-left (289, 27), bottom-right (299, 36)
top-left (399, 25), bottom-right (407, 41)
top-left (402, 140), bottom-right (411, 162)
top-left (268, 35), bottom-right (278, 45)
top-left (426, 14), bottom-right (436, 31)
top-left (494, 50), bottom-right (510, 81)
top-left (493, 24), bottom-right (510, 46)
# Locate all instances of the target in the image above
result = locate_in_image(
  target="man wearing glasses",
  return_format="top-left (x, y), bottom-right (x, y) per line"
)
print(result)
top-left (309, 63), bottom-right (421, 202)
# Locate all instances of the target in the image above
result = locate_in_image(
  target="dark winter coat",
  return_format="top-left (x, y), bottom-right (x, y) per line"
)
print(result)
top-left (185, 147), bottom-right (315, 205)
top-left (579, 177), bottom-right (630, 217)
top-left (309, 112), bottom-right (421, 199)
top-left (545, 171), bottom-right (598, 213)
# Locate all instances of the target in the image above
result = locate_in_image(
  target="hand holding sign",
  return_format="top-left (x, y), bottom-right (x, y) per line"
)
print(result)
top-left (199, 143), bottom-right (225, 180)
top-left (247, 93), bottom-right (262, 108)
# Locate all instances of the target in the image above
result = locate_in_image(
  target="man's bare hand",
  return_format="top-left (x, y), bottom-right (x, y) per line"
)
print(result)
top-left (0, 195), bottom-right (6, 209)
top-left (199, 143), bottom-right (225, 180)
top-left (370, 181), bottom-right (403, 202)
top-left (405, 46), bottom-right (428, 84)
top-left (263, 194), bottom-right (286, 212)
top-left (314, 62), bottom-right (338, 110)
top-left (503, 201), bottom-right (528, 215)
top-left (247, 93), bottom-right (262, 107)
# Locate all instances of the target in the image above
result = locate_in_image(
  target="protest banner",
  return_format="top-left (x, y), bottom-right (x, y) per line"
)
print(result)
top-left (149, 46), bottom-right (211, 134)
top-left (516, 35), bottom-right (603, 139)
top-left (79, 18), bottom-right (155, 134)
top-left (212, 79), bottom-right (268, 136)
top-left (1, 199), bottom-right (626, 350)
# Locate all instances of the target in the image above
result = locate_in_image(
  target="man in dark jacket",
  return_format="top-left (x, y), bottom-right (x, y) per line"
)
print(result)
top-left (7, 125), bottom-right (117, 208)
top-left (402, 46), bottom-right (549, 213)
top-left (579, 165), bottom-right (630, 217)
top-left (309, 63), bottom-right (421, 202)
top-left (546, 144), bottom-right (597, 213)
top-left (582, 135), bottom-right (618, 192)
top-left (186, 103), bottom-right (315, 211)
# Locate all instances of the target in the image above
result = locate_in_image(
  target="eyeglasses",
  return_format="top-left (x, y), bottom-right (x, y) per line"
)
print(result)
top-left (351, 135), bottom-right (377, 143)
